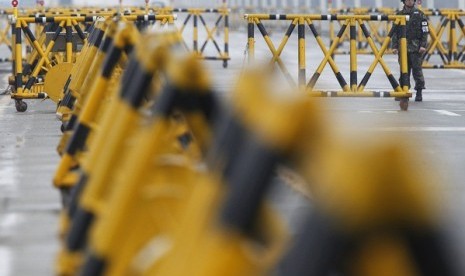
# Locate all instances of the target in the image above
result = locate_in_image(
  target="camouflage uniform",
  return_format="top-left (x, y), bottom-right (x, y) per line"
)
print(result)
top-left (392, 5), bottom-right (428, 92)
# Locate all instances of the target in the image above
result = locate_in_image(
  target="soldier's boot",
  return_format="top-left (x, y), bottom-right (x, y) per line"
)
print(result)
top-left (415, 89), bottom-right (422, 102)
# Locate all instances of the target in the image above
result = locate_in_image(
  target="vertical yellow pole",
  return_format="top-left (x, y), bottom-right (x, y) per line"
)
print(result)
top-left (400, 18), bottom-right (409, 92)
top-left (450, 14), bottom-right (457, 64)
top-left (66, 19), bottom-right (73, 63)
top-left (298, 17), bottom-right (306, 89)
top-left (349, 18), bottom-right (357, 91)
top-left (15, 20), bottom-right (23, 95)
top-left (247, 16), bottom-right (254, 62)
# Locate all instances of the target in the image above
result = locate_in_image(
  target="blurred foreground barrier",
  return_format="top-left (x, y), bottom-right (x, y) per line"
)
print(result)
top-left (280, 138), bottom-right (461, 276)
top-left (245, 14), bottom-right (412, 110)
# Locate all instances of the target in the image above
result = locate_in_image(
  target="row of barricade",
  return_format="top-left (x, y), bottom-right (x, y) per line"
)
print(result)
top-left (4, 5), bottom-right (231, 112)
top-left (329, 7), bottom-right (465, 69)
top-left (44, 20), bottom-right (462, 275)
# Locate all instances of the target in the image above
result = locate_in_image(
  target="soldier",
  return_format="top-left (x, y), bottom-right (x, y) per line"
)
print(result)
top-left (392, 0), bottom-right (428, 102)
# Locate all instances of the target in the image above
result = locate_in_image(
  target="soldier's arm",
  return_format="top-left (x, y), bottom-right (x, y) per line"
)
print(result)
top-left (420, 13), bottom-right (429, 48)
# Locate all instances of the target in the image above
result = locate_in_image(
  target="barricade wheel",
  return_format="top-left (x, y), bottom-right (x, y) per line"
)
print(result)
top-left (399, 98), bottom-right (409, 111)
top-left (15, 100), bottom-right (27, 112)
top-left (223, 60), bottom-right (228, 68)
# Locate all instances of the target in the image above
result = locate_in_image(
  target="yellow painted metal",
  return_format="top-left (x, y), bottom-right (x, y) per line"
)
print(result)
top-left (44, 62), bottom-right (73, 102)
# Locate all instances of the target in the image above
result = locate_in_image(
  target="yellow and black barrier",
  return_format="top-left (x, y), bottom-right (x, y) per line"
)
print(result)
top-left (245, 14), bottom-right (411, 110)
top-left (329, 8), bottom-right (395, 55)
top-left (422, 10), bottom-right (465, 69)
top-left (53, 21), bottom-right (137, 195)
top-left (10, 15), bottom-right (96, 111)
top-left (55, 30), bottom-right (187, 275)
top-left (163, 7), bottom-right (230, 67)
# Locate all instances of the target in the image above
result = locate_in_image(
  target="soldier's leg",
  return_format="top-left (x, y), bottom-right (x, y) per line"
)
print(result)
top-left (412, 52), bottom-right (425, 101)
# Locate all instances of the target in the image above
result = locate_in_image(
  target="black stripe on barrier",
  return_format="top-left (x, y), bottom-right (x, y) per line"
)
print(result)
top-left (225, 43), bottom-right (229, 53)
top-left (65, 114), bottom-right (78, 131)
top-left (15, 27), bottom-right (21, 45)
top-left (369, 15), bottom-right (389, 21)
top-left (85, 16), bottom-right (96, 22)
top-left (66, 207), bottom-right (95, 251)
top-left (91, 28), bottom-right (104, 48)
top-left (102, 46), bottom-right (122, 78)
top-left (387, 74), bottom-right (399, 89)
top-left (335, 72), bottom-right (347, 88)
top-left (66, 26), bottom-right (73, 43)
top-left (60, 91), bottom-right (71, 107)
top-left (153, 84), bottom-right (178, 117)
top-left (66, 123), bottom-right (91, 155)
top-left (298, 23), bottom-right (304, 40)
top-left (220, 138), bottom-right (280, 234)
top-left (120, 59), bottom-right (153, 109)
top-left (299, 69), bottom-right (306, 85)
top-left (257, 22), bottom-right (268, 37)
top-left (248, 22), bottom-right (254, 38)
top-left (458, 18), bottom-right (465, 29)
top-left (16, 73), bottom-right (23, 89)
top-left (225, 15), bottom-right (229, 28)
top-left (176, 91), bottom-right (217, 122)
top-left (22, 26), bottom-right (36, 43)
top-left (100, 36), bottom-right (113, 53)
top-left (308, 73), bottom-right (319, 88)
top-left (337, 24), bottom-right (347, 38)
top-left (214, 14), bottom-right (223, 27)
top-left (441, 18), bottom-right (449, 28)
top-left (401, 73), bottom-right (409, 87)
top-left (74, 24), bottom-right (86, 40)
top-left (124, 45), bottom-right (134, 55)
top-left (350, 71), bottom-right (357, 87)
top-left (182, 14), bottom-right (192, 27)
top-left (81, 256), bottom-right (106, 276)
top-left (52, 25), bottom-right (63, 42)
top-left (359, 72), bottom-right (371, 87)
top-left (350, 25), bottom-right (356, 40)
top-left (86, 27), bottom-right (97, 45)
top-left (308, 23), bottom-right (318, 37)
top-left (388, 23), bottom-right (396, 37)
top-left (68, 173), bottom-right (87, 218)
top-left (65, 94), bottom-right (76, 109)
top-left (270, 14), bottom-right (286, 20)
top-left (360, 23), bottom-right (371, 38)
top-left (37, 93), bottom-right (46, 99)
top-left (286, 23), bottom-right (295, 37)
top-left (24, 76), bottom-right (36, 90)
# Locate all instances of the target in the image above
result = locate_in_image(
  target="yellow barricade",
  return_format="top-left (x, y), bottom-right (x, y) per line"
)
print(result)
top-left (245, 14), bottom-right (411, 110)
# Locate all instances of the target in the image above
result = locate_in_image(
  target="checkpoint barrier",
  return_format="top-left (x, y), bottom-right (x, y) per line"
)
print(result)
top-left (53, 21), bottom-right (139, 193)
top-left (245, 14), bottom-right (412, 110)
top-left (55, 13), bottom-right (175, 123)
top-left (329, 8), bottom-right (396, 55)
top-left (9, 13), bottom-right (175, 112)
top-left (54, 29), bottom-right (206, 275)
top-left (160, 7), bottom-right (231, 68)
top-left (10, 15), bottom-right (96, 111)
top-left (422, 9), bottom-right (465, 69)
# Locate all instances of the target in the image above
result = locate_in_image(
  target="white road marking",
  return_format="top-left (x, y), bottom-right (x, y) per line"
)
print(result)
top-left (434, 110), bottom-right (461, 117)
top-left (373, 127), bottom-right (465, 132)
top-left (0, 247), bottom-right (12, 276)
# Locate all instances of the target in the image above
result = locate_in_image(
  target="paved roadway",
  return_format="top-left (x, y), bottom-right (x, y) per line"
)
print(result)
top-left (1, 25), bottom-right (465, 275)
